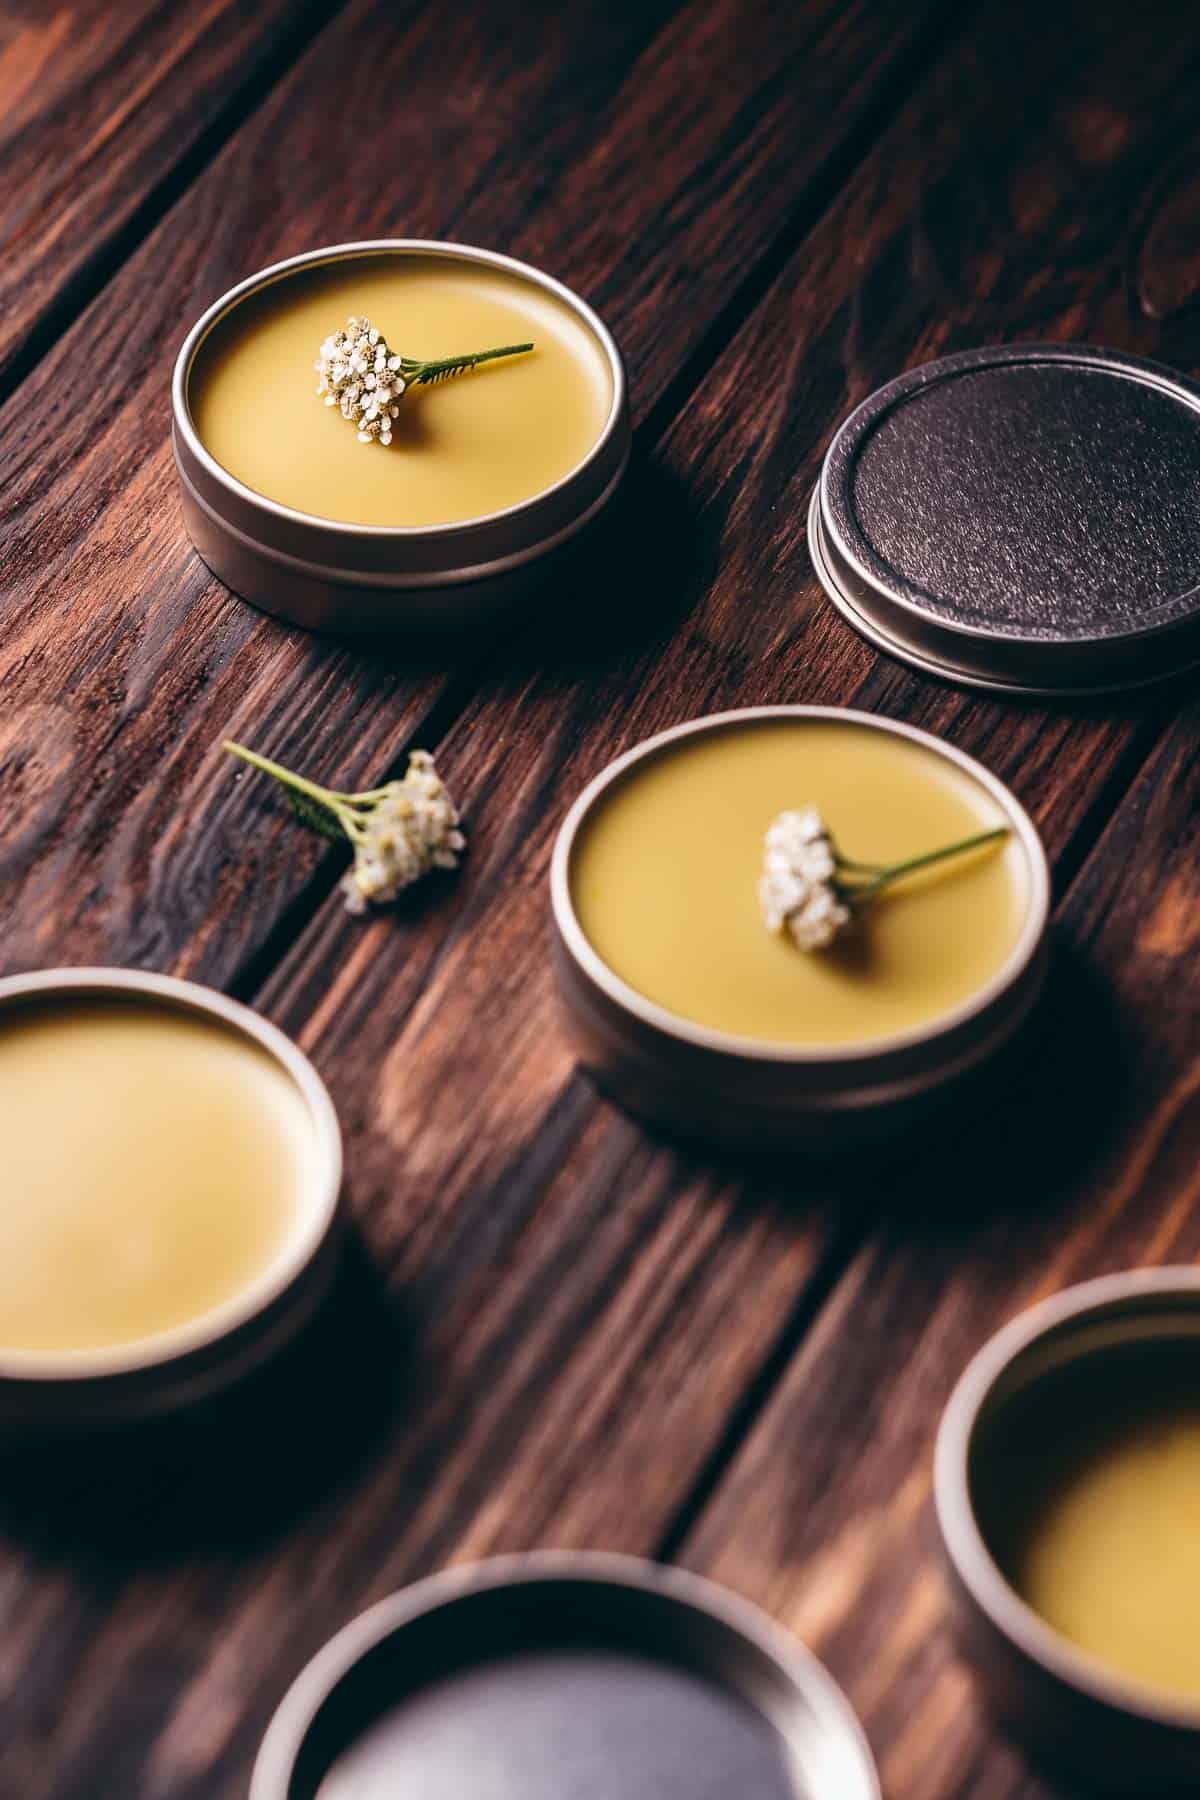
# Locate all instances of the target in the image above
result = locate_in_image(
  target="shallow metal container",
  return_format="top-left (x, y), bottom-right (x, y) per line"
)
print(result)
top-left (550, 707), bottom-right (1050, 1152)
top-left (936, 1269), bottom-right (1200, 1792)
top-left (0, 968), bottom-right (343, 1435)
top-left (172, 241), bottom-right (630, 637)
top-left (810, 344), bottom-right (1200, 695)
top-left (251, 1552), bottom-right (879, 1799)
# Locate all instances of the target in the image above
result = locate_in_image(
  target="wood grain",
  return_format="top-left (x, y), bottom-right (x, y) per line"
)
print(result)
top-left (228, 2), bottom-right (1200, 1787)
top-left (249, 0), bottom-right (1200, 1075)
top-left (0, 1125), bottom-right (846, 1798)
top-left (1, 0), bottom-right (1199, 1796)
top-left (0, 0), bottom-right (949, 987)
top-left (0, 1), bottom-right (953, 1792)
top-left (680, 698), bottom-right (1200, 1798)
top-left (257, 0), bottom-right (1200, 1314)
top-left (0, 0), bottom-right (341, 392)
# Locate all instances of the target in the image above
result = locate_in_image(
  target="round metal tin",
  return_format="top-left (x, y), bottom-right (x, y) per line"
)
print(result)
top-left (550, 707), bottom-right (1050, 1152)
top-left (251, 1552), bottom-right (880, 1800)
top-left (0, 968), bottom-right (343, 1435)
top-left (936, 1269), bottom-right (1200, 1792)
top-left (172, 242), bottom-right (630, 637)
top-left (811, 344), bottom-right (1200, 695)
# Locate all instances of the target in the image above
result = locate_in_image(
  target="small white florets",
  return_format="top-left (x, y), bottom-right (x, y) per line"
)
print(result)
top-left (340, 751), bottom-right (466, 914)
top-left (316, 316), bottom-right (406, 445)
top-left (760, 807), bottom-right (852, 951)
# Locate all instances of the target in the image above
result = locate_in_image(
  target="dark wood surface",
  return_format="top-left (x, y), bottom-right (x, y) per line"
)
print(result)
top-left (0, 0), bottom-right (340, 395)
top-left (0, 1), bottom-right (1197, 1795)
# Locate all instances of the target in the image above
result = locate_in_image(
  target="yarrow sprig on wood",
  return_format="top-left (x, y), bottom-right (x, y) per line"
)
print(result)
top-left (224, 741), bottom-right (465, 915)
top-left (760, 807), bottom-right (1009, 951)
top-left (315, 316), bottom-right (534, 444)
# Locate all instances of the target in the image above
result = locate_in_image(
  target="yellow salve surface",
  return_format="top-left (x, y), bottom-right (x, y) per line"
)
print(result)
top-left (985, 1353), bottom-right (1200, 1705)
top-left (188, 253), bottom-right (613, 527)
top-left (570, 719), bottom-right (1028, 1046)
top-left (0, 999), bottom-right (315, 1354)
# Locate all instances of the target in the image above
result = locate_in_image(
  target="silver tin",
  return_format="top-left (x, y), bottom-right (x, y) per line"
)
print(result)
top-left (810, 344), bottom-right (1200, 695)
top-left (936, 1269), bottom-right (1200, 1792)
top-left (172, 242), bottom-right (630, 637)
top-left (251, 1552), bottom-right (880, 1799)
top-left (550, 707), bottom-right (1050, 1152)
top-left (0, 968), bottom-right (343, 1435)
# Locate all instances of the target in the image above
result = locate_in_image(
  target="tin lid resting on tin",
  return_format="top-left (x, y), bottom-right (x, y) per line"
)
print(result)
top-left (251, 1555), bottom-right (880, 1800)
top-left (809, 344), bottom-right (1200, 695)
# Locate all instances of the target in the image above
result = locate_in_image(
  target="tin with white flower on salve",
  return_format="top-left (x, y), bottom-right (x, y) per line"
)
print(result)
top-left (173, 241), bottom-right (629, 636)
top-left (550, 707), bottom-right (1050, 1150)
top-left (0, 968), bottom-right (342, 1435)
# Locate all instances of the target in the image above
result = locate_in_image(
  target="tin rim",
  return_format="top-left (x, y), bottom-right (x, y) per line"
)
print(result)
top-left (176, 443), bottom-right (629, 590)
top-left (173, 240), bottom-right (627, 541)
top-left (806, 487), bottom-right (1198, 699)
top-left (0, 967), bottom-right (342, 1383)
top-left (935, 1267), bottom-right (1200, 1736)
top-left (250, 1551), bottom-right (880, 1799)
top-left (550, 706), bottom-right (1050, 1067)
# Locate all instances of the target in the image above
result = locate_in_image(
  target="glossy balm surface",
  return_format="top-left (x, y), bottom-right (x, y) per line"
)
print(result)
top-left (570, 720), bottom-right (1026, 1046)
top-left (0, 999), bottom-right (315, 1354)
top-left (189, 253), bottom-right (613, 527)
top-left (988, 1355), bottom-right (1200, 1705)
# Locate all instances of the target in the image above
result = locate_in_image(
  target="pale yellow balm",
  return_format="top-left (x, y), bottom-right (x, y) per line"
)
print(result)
top-left (188, 253), bottom-right (613, 527)
top-left (570, 720), bottom-right (1027, 1046)
top-left (991, 1357), bottom-right (1200, 1706)
top-left (0, 999), bottom-right (315, 1354)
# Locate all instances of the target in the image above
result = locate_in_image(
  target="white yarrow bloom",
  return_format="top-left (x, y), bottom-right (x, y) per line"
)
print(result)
top-left (760, 807), bottom-right (852, 951)
top-left (316, 316), bottom-right (406, 444)
top-left (225, 741), bottom-right (467, 920)
top-left (339, 751), bottom-right (466, 915)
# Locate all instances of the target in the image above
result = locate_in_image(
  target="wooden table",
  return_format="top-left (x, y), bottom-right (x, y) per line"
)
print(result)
top-left (1, 0), bottom-right (1198, 1792)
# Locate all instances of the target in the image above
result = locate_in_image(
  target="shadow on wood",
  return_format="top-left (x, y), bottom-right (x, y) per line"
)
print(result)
top-left (879, 935), bottom-right (1131, 1243)
top-left (515, 451), bottom-right (719, 675)
top-left (0, 1231), bottom-right (415, 1561)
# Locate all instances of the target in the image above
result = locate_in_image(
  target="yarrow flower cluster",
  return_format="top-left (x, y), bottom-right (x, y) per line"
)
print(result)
top-left (224, 742), bottom-right (465, 916)
top-left (760, 808), bottom-right (851, 950)
top-left (315, 317), bottom-right (536, 446)
top-left (338, 751), bottom-right (465, 914)
top-left (316, 317), bottom-right (405, 445)
top-left (760, 807), bottom-right (1011, 953)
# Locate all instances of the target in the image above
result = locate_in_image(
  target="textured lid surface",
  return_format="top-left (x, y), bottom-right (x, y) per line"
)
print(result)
top-left (813, 344), bottom-right (1200, 693)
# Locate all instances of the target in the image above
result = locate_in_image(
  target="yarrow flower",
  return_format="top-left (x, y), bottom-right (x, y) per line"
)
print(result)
top-left (760, 808), bottom-right (851, 950)
top-left (336, 752), bottom-right (465, 914)
top-left (761, 807), bottom-right (1009, 952)
top-left (316, 316), bottom-right (535, 445)
top-left (316, 317), bottom-right (406, 445)
top-left (224, 742), bottom-right (465, 916)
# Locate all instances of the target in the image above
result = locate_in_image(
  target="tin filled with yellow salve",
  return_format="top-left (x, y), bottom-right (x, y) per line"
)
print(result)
top-left (550, 707), bottom-right (1050, 1150)
top-left (173, 241), bottom-right (629, 637)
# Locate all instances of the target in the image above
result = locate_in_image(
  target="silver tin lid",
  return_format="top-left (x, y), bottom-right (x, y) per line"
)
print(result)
top-left (810, 344), bottom-right (1200, 695)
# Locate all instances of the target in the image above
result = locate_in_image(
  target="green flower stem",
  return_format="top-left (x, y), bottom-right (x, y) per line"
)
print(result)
top-left (223, 741), bottom-right (372, 839)
top-left (400, 343), bottom-right (534, 385)
top-left (841, 826), bottom-right (1009, 901)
